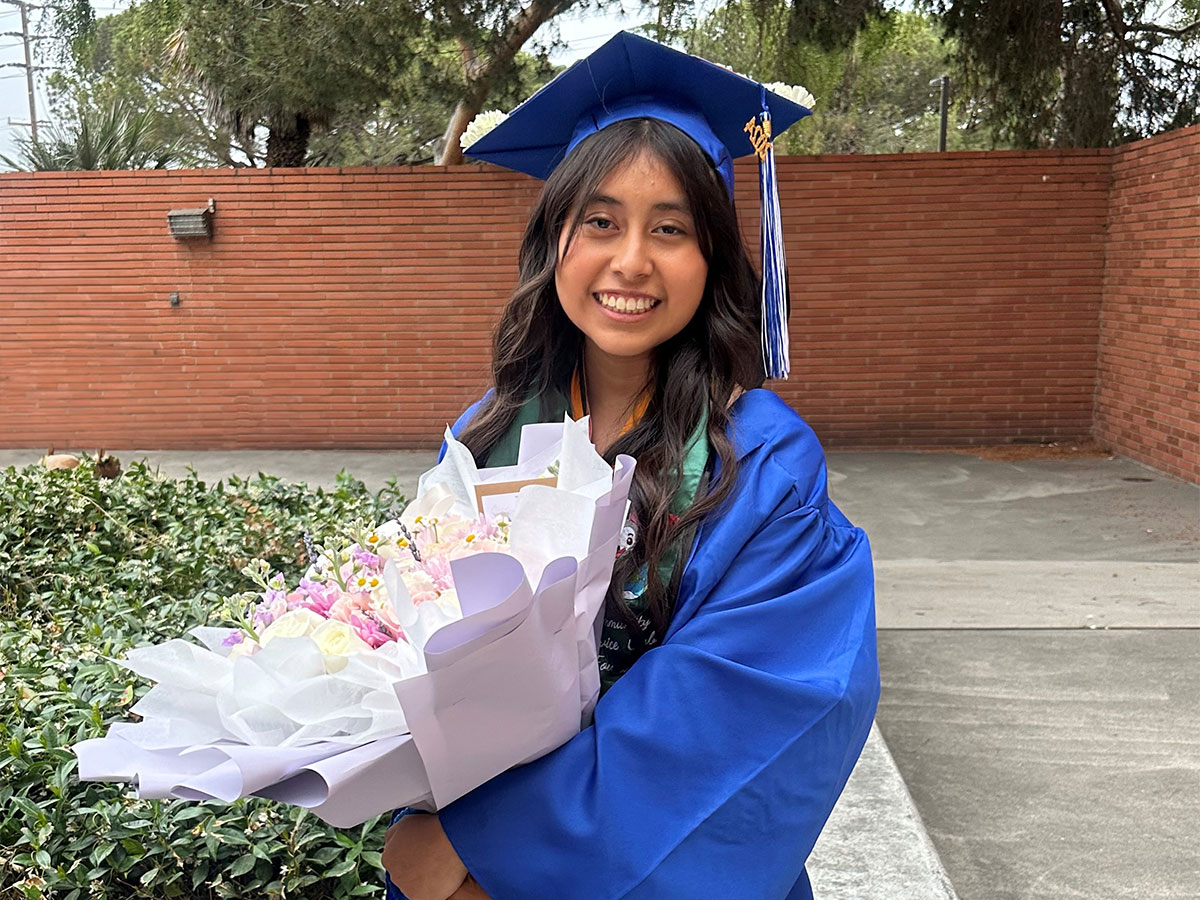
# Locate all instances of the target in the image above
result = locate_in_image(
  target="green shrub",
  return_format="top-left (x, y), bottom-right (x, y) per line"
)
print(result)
top-left (0, 456), bottom-right (406, 899)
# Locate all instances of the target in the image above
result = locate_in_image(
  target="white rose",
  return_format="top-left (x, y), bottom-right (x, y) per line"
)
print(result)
top-left (259, 608), bottom-right (325, 646)
top-left (311, 619), bottom-right (372, 658)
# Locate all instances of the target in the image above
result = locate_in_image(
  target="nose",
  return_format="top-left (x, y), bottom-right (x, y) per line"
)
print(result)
top-left (610, 232), bottom-right (653, 279)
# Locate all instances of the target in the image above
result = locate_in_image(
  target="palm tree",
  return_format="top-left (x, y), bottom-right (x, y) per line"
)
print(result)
top-left (0, 98), bottom-right (179, 171)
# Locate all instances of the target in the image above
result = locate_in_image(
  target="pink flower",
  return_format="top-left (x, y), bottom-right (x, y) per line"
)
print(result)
top-left (449, 538), bottom-right (503, 559)
top-left (349, 613), bottom-right (391, 649)
top-left (410, 590), bottom-right (439, 606)
top-left (369, 598), bottom-right (404, 638)
top-left (296, 581), bottom-right (339, 617)
top-left (401, 569), bottom-right (437, 597)
top-left (421, 556), bottom-right (454, 592)
top-left (329, 591), bottom-right (371, 624)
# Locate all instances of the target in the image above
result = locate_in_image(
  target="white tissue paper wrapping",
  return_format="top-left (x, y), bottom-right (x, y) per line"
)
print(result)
top-left (74, 416), bottom-right (635, 826)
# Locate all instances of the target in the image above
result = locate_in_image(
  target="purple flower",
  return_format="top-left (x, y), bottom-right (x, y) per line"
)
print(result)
top-left (222, 630), bottom-right (245, 647)
top-left (353, 547), bottom-right (382, 569)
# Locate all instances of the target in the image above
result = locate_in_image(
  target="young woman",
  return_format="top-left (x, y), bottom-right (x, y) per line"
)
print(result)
top-left (383, 33), bottom-right (879, 900)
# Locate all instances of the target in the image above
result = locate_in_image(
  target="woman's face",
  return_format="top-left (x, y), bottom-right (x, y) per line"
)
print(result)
top-left (555, 150), bottom-right (708, 366)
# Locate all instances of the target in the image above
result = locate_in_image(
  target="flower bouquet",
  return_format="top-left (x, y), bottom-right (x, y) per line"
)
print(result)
top-left (74, 416), bottom-right (635, 826)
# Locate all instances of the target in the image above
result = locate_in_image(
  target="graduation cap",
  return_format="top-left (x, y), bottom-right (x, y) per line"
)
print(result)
top-left (464, 31), bottom-right (812, 380)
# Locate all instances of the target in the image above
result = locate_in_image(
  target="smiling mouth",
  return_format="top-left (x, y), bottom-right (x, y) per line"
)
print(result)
top-left (594, 292), bottom-right (661, 314)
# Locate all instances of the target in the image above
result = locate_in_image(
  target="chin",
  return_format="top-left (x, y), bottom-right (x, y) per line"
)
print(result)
top-left (588, 335), bottom-right (659, 360)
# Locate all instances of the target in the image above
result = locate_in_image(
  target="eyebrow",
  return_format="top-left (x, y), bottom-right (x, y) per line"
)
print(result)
top-left (587, 193), bottom-right (692, 215)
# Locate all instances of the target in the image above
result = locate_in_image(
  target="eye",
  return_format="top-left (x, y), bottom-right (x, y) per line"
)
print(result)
top-left (656, 224), bottom-right (686, 236)
top-left (586, 216), bottom-right (616, 230)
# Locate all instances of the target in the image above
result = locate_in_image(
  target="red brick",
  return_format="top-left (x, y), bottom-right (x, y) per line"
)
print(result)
top-left (1, 126), bottom-right (1197, 476)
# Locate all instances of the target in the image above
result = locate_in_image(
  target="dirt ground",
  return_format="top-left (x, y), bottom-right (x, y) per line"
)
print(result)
top-left (915, 438), bottom-right (1116, 462)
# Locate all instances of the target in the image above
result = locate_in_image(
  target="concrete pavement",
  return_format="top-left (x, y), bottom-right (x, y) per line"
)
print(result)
top-left (4, 445), bottom-right (1197, 899)
top-left (828, 451), bottom-right (1198, 900)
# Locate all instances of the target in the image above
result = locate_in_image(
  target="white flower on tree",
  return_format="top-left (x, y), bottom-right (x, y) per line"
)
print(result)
top-left (460, 110), bottom-right (510, 150)
top-left (763, 82), bottom-right (816, 109)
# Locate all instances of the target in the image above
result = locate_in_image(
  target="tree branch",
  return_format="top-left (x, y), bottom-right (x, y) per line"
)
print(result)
top-left (1100, 0), bottom-right (1128, 39)
top-left (458, 35), bottom-right (481, 81)
top-left (496, 0), bottom-right (562, 58)
top-left (1125, 19), bottom-right (1200, 39)
top-left (1141, 46), bottom-right (1200, 70)
top-left (437, 0), bottom-right (569, 164)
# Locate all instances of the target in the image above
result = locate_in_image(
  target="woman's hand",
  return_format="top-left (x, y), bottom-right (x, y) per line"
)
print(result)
top-left (382, 814), bottom-right (468, 900)
top-left (448, 876), bottom-right (493, 899)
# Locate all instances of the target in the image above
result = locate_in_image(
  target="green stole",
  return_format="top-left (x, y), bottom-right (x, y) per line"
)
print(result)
top-left (484, 391), bottom-right (709, 691)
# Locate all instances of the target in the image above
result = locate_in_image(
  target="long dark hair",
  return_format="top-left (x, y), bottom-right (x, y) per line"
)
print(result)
top-left (459, 117), bottom-right (765, 634)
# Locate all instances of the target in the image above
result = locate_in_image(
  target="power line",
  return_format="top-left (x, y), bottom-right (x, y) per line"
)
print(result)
top-left (0, 0), bottom-right (45, 142)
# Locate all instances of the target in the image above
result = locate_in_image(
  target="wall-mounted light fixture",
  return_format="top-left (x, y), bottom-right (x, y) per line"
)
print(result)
top-left (167, 198), bottom-right (216, 239)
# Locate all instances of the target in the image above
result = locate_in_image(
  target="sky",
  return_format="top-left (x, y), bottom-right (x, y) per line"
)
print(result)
top-left (0, 0), bottom-right (655, 164)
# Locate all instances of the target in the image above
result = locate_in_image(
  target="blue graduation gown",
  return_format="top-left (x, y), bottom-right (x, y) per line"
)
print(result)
top-left (392, 388), bottom-right (880, 900)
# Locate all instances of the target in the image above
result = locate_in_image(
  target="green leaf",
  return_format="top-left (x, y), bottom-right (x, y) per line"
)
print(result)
top-left (325, 858), bottom-right (357, 877)
top-left (310, 846), bottom-right (341, 865)
top-left (229, 853), bottom-right (257, 878)
top-left (90, 842), bottom-right (116, 865)
top-left (170, 806), bottom-right (209, 822)
top-left (191, 862), bottom-right (211, 890)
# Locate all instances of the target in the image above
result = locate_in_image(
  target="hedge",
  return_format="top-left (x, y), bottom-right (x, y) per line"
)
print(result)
top-left (1, 456), bottom-right (406, 899)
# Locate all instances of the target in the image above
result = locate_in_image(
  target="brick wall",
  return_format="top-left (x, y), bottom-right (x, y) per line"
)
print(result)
top-left (760, 150), bottom-right (1109, 446)
top-left (0, 136), bottom-right (1189, 471)
top-left (1, 166), bottom-right (538, 449)
top-left (1095, 125), bottom-right (1200, 482)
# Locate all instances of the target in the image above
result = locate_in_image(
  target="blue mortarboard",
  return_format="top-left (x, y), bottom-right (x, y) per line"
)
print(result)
top-left (464, 31), bottom-right (812, 379)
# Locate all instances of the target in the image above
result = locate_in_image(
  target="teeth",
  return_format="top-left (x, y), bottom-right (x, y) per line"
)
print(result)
top-left (596, 293), bottom-right (658, 313)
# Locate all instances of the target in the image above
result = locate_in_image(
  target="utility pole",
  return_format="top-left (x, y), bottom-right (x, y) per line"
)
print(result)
top-left (1, 0), bottom-right (48, 142)
top-left (928, 75), bottom-right (950, 153)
